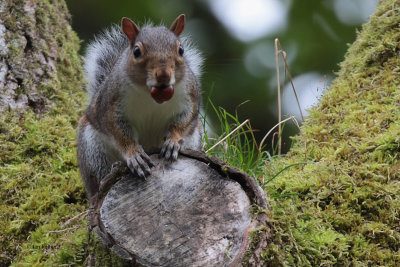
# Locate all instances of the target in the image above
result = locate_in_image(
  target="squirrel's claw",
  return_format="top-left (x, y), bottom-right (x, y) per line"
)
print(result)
top-left (127, 151), bottom-right (154, 178)
top-left (160, 139), bottom-right (183, 160)
top-left (140, 152), bottom-right (155, 167)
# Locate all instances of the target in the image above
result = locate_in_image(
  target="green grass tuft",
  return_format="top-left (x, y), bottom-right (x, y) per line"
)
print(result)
top-left (203, 100), bottom-right (267, 179)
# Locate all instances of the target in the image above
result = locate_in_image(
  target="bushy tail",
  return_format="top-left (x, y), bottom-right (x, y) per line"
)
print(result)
top-left (84, 26), bottom-right (129, 99)
top-left (181, 35), bottom-right (204, 82)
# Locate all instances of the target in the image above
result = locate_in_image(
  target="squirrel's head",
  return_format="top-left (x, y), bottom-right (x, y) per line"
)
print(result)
top-left (121, 14), bottom-right (186, 104)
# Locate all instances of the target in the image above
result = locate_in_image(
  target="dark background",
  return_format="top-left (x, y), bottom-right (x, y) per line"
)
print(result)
top-left (67, 0), bottom-right (378, 153)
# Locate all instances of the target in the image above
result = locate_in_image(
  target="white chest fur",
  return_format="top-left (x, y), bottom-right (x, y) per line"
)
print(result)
top-left (122, 83), bottom-right (187, 151)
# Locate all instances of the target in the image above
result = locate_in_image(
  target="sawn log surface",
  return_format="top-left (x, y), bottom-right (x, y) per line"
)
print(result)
top-left (90, 150), bottom-right (269, 266)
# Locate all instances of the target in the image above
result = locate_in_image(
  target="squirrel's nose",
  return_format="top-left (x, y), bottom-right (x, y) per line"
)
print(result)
top-left (155, 69), bottom-right (171, 85)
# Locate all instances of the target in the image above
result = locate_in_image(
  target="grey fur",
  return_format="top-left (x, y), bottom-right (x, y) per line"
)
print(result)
top-left (84, 26), bottom-right (129, 99)
top-left (84, 24), bottom-right (203, 100)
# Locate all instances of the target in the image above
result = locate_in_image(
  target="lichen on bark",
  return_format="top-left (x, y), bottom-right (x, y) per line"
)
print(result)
top-left (0, 0), bottom-right (83, 113)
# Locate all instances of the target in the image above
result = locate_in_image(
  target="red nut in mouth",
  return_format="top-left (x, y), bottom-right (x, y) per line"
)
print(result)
top-left (150, 85), bottom-right (174, 104)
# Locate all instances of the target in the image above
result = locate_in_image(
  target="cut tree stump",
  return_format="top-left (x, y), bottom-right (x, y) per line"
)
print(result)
top-left (89, 150), bottom-right (270, 266)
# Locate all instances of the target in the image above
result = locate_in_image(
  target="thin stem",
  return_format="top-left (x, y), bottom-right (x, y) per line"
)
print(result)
top-left (275, 38), bottom-right (282, 155)
top-left (280, 51), bottom-right (305, 122)
top-left (206, 119), bottom-right (250, 153)
top-left (259, 116), bottom-right (298, 154)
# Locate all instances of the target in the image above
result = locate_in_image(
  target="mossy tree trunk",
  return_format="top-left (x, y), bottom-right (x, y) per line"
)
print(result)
top-left (263, 0), bottom-right (400, 266)
top-left (0, 0), bottom-right (88, 265)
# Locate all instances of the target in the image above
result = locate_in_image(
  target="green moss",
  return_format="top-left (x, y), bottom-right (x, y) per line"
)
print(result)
top-left (1, 97), bottom-right (88, 264)
top-left (1, 105), bottom-right (88, 266)
top-left (261, 0), bottom-right (400, 265)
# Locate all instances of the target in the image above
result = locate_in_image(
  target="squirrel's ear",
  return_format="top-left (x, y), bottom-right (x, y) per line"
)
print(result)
top-left (121, 17), bottom-right (140, 43)
top-left (170, 14), bottom-right (185, 36)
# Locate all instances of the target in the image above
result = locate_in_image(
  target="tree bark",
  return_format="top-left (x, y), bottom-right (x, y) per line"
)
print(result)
top-left (0, 0), bottom-right (81, 113)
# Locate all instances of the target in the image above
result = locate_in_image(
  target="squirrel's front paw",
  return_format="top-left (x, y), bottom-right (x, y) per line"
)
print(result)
top-left (126, 150), bottom-right (155, 178)
top-left (160, 139), bottom-right (183, 160)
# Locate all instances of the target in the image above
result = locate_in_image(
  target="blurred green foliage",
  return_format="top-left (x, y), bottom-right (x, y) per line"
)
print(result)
top-left (67, 0), bottom-right (371, 152)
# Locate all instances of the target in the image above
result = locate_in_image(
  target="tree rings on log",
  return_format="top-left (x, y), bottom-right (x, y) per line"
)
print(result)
top-left (89, 150), bottom-right (270, 266)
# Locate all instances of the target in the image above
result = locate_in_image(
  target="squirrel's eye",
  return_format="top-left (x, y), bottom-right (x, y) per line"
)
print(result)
top-left (133, 46), bottom-right (141, 58)
top-left (178, 45), bottom-right (184, 56)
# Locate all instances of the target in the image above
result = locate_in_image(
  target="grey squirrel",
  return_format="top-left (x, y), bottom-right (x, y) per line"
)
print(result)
top-left (77, 14), bottom-right (203, 198)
